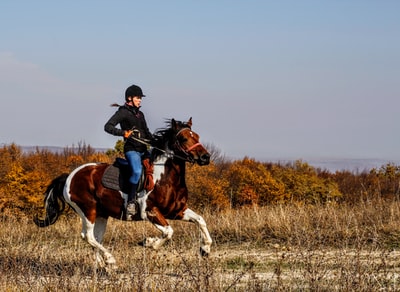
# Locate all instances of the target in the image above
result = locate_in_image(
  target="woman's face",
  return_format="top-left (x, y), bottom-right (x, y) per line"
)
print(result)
top-left (131, 96), bottom-right (142, 107)
top-left (128, 96), bottom-right (142, 107)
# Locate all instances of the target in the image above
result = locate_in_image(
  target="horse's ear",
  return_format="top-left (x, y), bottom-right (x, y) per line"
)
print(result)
top-left (171, 118), bottom-right (177, 129)
top-left (187, 117), bottom-right (192, 127)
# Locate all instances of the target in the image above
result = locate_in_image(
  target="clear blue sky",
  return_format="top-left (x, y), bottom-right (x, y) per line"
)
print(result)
top-left (1, 1), bottom-right (399, 160)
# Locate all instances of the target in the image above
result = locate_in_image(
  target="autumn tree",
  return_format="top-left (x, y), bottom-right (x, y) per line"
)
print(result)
top-left (223, 157), bottom-right (288, 207)
top-left (368, 163), bottom-right (400, 199)
top-left (269, 160), bottom-right (342, 203)
top-left (0, 143), bottom-right (21, 185)
top-left (0, 144), bottom-right (28, 210)
top-left (186, 162), bottom-right (230, 210)
top-left (105, 139), bottom-right (124, 158)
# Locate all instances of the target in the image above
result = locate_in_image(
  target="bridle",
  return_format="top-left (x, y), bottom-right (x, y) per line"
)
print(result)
top-left (129, 127), bottom-right (204, 163)
top-left (174, 128), bottom-right (204, 162)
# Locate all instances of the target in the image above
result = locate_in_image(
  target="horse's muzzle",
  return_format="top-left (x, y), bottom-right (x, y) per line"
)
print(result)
top-left (197, 153), bottom-right (210, 165)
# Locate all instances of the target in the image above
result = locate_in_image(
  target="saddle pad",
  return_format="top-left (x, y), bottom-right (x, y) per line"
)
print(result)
top-left (101, 158), bottom-right (149, 194)
top-left (102, 164), bottom-right (121, 191)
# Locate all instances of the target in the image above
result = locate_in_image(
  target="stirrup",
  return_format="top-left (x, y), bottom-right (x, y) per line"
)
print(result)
top-left (126, 202), bottom-right (137, 219)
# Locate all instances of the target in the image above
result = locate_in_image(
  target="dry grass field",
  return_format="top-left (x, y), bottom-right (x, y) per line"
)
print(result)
top-left (1, 198), bottom-right (400, 291)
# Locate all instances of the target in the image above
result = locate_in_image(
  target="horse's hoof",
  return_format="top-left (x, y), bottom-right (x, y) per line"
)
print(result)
top-left (140, 237), bottom-right (158, 248)
top-left (105, 254), bottom-right (117, 266)
top-left (106, 263), bottom-right (118, 271)
top-left (200, 247), bottom-right (210, 257)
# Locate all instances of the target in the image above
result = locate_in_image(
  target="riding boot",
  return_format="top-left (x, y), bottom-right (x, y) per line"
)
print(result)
top-left (126, 183), bottom-right (138, 219)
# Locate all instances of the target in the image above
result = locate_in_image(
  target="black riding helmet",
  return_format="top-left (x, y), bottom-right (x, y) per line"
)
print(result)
top-left (125, 84), bottom-right (146, 101)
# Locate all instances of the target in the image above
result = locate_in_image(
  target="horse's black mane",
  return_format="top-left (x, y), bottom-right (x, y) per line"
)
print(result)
top-left (151, 119), bottom-right (191, 161)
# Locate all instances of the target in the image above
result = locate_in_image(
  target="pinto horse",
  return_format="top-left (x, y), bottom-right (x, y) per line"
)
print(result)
top-left (34, 117), bottom-right (212, 266)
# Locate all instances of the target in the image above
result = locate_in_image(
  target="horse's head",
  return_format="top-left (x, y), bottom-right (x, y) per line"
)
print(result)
top-left (172, 117), bottom-right (210, 166)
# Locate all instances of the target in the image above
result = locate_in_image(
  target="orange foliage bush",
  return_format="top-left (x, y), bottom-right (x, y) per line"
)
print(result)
top-left (187, 162), bottom-right (230, 210)
top-left (269, 160), bottom-right (342, 203)
top-left (0, 144), bottom-right (111, 212)
top-left (2, 143), bottom-right (400, 215)
top-left (223, 158), bottom-right (288, 207)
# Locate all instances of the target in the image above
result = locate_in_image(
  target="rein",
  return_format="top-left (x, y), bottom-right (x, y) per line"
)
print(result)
top-left (129, 134), bottom-right (197, 163)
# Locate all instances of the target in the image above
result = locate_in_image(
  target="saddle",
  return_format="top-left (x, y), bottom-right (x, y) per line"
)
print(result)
top-left (101, 157), bottom-right (154, 193)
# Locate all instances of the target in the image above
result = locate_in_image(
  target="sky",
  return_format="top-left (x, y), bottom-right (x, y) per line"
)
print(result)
top-left (0, 1), bottom-right (399, 161)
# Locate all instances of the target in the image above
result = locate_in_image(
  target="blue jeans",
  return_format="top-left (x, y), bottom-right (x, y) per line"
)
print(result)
top-left (125, 151), bottom-right (144, 185)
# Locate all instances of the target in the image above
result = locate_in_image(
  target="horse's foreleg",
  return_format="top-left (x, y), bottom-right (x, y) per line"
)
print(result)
top-left (143, 224), bottom-right (174, 250)
top-left (144, 208), bottom-right (174, 250)
top-left (182, 208), bottom-right (212, 256)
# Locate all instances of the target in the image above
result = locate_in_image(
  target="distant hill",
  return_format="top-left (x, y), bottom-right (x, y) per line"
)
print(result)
top-left (21, 145), bottom-right (109, 153)
top-left (265, 157), bottom-right (400, 173)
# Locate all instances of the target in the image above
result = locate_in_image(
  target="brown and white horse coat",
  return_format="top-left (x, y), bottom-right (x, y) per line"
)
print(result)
top-left (35, 118), bottom-right (212, 266)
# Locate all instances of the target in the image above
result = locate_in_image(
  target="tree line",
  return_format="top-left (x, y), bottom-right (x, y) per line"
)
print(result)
top-left (1, 142), bottom-right (399, 214)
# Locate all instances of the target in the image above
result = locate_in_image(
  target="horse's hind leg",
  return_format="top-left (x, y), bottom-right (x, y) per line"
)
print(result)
top-left (93, 217), bottom-right (110, 267)
top-left (182, 208), bottom-right (212, 256)
top-left (81, 216), bottom-right (116, 266)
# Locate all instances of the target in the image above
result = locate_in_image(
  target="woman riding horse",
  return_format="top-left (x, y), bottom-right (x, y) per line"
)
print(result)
top-left (104, 84), bottom-right (153, 219)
